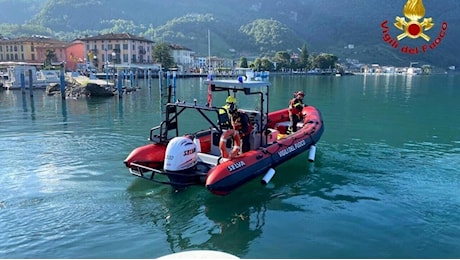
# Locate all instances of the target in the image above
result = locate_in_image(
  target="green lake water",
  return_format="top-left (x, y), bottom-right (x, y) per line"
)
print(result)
top-left (0, 74), bottom-right (459, 258)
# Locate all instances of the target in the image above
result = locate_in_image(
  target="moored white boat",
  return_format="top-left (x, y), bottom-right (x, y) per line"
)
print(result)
top-left (1, 65), bottom-right (61, 90)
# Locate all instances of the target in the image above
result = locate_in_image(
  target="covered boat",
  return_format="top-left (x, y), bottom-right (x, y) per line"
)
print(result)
top-left (124, 78), bottom-right (324, 196)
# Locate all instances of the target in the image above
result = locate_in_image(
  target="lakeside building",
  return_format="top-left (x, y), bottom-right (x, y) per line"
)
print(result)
top-left (65, 40), bottom-right (85, 72)
top-left (0, 35), bottom-right (68, 68)
top-left (170, 44), bottom-right (194, 71)
top-left (80, 33), bottom-right (156, 72)
top-left (0, 33), bottom-right (236, 75)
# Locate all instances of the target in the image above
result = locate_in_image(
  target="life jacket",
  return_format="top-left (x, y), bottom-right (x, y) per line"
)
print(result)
top-left (289, 98), bottom-right (303, 116)
top-left (219, 103), bottom-right (231, 115)
top-left (219, 103), bottom-right (233, 128)
top-left (231, 111), bottom-right (252, 136)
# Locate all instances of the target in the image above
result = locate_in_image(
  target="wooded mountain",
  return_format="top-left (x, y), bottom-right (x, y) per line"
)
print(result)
top-left (1, 0), bottom-right (459, 68)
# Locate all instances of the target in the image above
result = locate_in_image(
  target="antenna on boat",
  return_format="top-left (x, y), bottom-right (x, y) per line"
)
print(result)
top-left (207, 29), bottom-right (213, 107)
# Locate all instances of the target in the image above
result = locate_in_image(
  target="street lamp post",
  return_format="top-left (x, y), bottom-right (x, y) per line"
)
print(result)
top-left (105, 47), bottom-right (109, 86)
top-left (92, 56), bottom-right (97, 73)
top-left (111, 52), bottom-right (116, 82)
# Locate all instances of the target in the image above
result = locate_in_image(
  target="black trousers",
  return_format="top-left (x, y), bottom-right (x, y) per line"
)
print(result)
top-left (289, 114), bottom-right (300, 133)
top-left (241, 134), bottom-right (250, 152)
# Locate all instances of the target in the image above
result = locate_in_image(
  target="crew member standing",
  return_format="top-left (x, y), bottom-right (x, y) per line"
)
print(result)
top-left (229, 105), bottom-right (251, 153)
top-left (219, 96), bottom-right (237, 129)
top-left (288, 91), bottom-right (305, 133)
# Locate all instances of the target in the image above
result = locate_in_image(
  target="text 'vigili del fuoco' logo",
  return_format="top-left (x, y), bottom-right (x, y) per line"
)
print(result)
top-left (381, 0), bottom-right (447, 54)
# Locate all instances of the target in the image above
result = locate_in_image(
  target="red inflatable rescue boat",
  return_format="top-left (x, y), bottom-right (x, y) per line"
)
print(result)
top-left (124, 78), bottom-right (324, 195)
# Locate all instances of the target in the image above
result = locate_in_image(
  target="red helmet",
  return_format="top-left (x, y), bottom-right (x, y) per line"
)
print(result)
top-left (295, 91), bottom-right (305, 97)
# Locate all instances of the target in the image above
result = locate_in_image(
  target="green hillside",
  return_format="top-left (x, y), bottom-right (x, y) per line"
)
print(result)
top-left (0, 0), bottom-right (458, 68)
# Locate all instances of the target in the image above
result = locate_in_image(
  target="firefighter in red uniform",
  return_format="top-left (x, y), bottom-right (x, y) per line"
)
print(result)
top-left (288, 91), bottom-right (305, 133)
top-left (228, 104), bottom-right (251, 153)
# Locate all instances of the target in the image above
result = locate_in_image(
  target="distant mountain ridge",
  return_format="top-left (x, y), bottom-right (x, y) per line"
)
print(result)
top-left (0, 0), bottom-right (44, 24)
top-left (1, 0), bottom-right (459, 68)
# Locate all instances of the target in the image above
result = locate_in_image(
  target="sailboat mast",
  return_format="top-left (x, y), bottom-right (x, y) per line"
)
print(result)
top-left (208, 29), bottom-right (211, 72)
top-left (206, 29), bottom-right (213, 107)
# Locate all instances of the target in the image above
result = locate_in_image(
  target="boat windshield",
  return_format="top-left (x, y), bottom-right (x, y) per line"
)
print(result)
top-left (204, 79), bottom-right (270, 113)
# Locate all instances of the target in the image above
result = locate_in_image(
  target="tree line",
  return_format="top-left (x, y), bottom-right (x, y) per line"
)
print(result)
top-left (154, 42), bottom-right (338, 72)
top-left (231, 44), bottom-right (338, 72)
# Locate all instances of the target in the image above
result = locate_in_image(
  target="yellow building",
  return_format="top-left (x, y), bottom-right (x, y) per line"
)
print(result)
top-left (0, 35), bottom-right (68, 67)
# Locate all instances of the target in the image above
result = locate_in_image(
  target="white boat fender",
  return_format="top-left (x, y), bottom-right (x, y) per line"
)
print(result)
top-left (261, 168), bottom-right (276, 185)
top-left (308, 144), bottom-right (316, 162)
top-left (193, 136), bottom-right (201, 153)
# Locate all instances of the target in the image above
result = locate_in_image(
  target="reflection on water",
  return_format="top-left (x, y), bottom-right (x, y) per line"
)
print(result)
top-left (126, 183), bottom-right (265, 257)
top-left (125, 158), bottom-right (321, 257)
top-left (124, 148), bottom-right (388, 258)
top-left (362, 74), bottom-right (417, 102)
top-left (404, 74), bottom-right (414, 99)
top-left (20, 93), bottom-right (36, 120)
top-left (61, 99), bottom-right (67, 123)
top-left (118, 98), bottom-right (123, 120)
top-left (21, 93), bottom-right (28, 113)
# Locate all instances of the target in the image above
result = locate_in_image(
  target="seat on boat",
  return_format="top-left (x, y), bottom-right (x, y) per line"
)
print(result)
top-left (275, 121), bottom-right (304, 134)
top-left (211, 130), bottom-right (222, 156)
top-left (265, 128), bottom-right (279, 144)
top-left (197, 152), bottom-right (226, 166)
top-left (239, 109), bottom-right (262, 131)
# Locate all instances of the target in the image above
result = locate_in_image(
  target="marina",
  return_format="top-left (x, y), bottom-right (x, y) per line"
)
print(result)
top-left (0, 64), bottom-right (61, 90)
